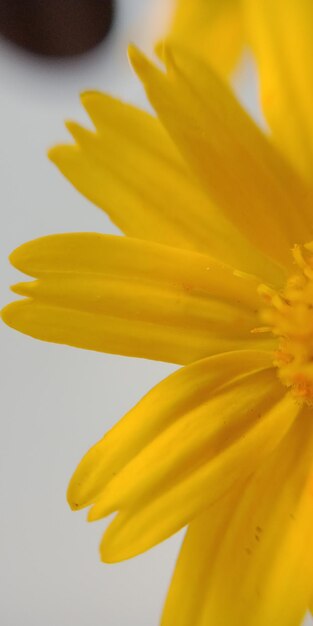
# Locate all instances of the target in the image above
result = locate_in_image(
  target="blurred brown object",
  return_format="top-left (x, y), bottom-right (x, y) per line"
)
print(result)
top-left (0, 0), bottom-right (115, 57)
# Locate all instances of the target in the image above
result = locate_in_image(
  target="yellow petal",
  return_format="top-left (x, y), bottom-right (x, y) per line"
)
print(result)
top-left (2, 233), bottom-right (271, 364)
top-left (162, 408), bottom-right (313, 626)
top-left (49, 92), bottom-right (283, 282)
top-left (68, 350), bottom-right (274, 512)
top-left (100, 389), bottom-right (299, 562)
top-left (50, 94), bottom-right (203, 253)
top-left (167, 0), bottom-right (243, 75)
top-left (245, 0), bottom-right (313, 183)
top-left (89, 367), bottom-right (279, 520)
top-left (68, 351), bottom-right (299, 562)
top-left (129, 45), bottom-right (313, 270)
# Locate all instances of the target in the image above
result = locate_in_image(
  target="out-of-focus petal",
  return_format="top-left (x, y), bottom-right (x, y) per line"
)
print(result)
top-left (245, 0), bottom-right (313, 183)
top-left (50, 92), bottom-right (282, 280)
top-left (129, 45), bottom-right (313, 272)
top-left (166, 0), bottom-right (243, 76)
top-left (162, 407), bottom-right (313, 626)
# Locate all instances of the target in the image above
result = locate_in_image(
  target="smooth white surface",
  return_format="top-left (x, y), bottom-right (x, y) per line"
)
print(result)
top-left (0, 3), bottom-right (181, 626)
top-left (0, 1), bottom-right (312, 625)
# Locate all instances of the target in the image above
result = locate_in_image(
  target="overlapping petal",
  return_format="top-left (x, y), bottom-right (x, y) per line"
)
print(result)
top-left (1, 233), bottom-right (272, 364)
top-left (49, 92), bottom-right (282, 281)
top-left (245, 0), bottom-right (313, 183)
top-left (129, 44), bottom-right (313, 270)
top-left (162, 409), bottom-right (313, 626)
top-left (68, 351), bottom-right (300, 562)
top-left (166, 0), bottom-right (243, 76)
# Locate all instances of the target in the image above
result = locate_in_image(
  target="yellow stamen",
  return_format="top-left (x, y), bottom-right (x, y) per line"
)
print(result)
top-left (259, 243), bottom-right (313, 404)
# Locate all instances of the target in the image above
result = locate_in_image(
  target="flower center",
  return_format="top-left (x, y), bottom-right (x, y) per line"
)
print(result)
top-left (259, 243), bottom-right (313, 405)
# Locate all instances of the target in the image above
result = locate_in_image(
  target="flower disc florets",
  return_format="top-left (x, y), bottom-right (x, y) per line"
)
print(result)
top-left (259, 243), bottom-right (313, 404)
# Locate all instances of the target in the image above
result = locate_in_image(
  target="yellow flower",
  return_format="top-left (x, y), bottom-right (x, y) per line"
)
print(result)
top-left (3, 16), bottom-right (313, 626)
top-left (167, 0), bottom-right (243, 75)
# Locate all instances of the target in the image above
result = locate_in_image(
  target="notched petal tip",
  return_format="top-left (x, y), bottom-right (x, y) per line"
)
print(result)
top-left (47, 144), bottom-right (65, 164)
top-left (87, 496), bottom-right (116, 522)
top-left (0, 303), bottom-right (11, 324)
top-left (87, 506), bottom-right (103, 522)
top-left (9, 243), bottom-right (29, 272)
top-left (10, 281), bottom-right (34, 297)
top-left (154, 38), bottom-right (165, 61)
top-left (65, 120), bottom-right (84, 142)
top-left (69, 500), bottom-right (82, 512)
top-left (1, 300), bottom-right (26, 330)
top-left (158, 41), bottom-right (178, 72)
top-left (80, 89), bottom-right (101, 104)
top-left (67, 481), bottom-right (87, 512)
top-left (79, 91), bottom-right (102, 120)
top-left (100, 547), bottom-right (119, 564)
top-left (127, 44), bottom-right (160, 80)
top-left (99, 510), bottom-right (162, 563)
top-left (100, 526), bottom-right (127, 564)
top-left (127, 42), bottom-right (142, 67)
top-left (99, 537), bottom-right (117, 564)
top-left (48, 144), bottom-right (81, 177)
top-left (79, 90), bottom-right (123, 132)
top-left (7, 235), bottom-right (56, 275)
top-left (48, 119), bottom-right (83, 164)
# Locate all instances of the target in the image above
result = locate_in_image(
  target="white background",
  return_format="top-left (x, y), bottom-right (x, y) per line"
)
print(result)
top-left (0, 1), bottom-right (312, 624)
